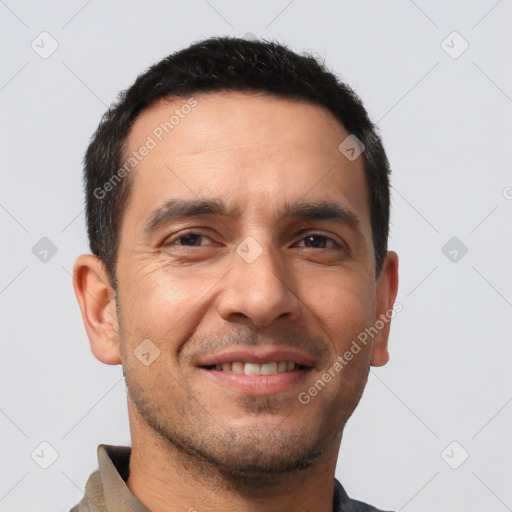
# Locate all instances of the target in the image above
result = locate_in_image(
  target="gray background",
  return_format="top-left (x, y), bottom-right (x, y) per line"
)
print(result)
top-left (1, 1), bottom-right (511, 510)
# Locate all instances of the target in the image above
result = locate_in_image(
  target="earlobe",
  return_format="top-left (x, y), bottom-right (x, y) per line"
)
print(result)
top-left (72, 254), bottom-right (122, 365)
top-left (370, 251), bottom-right (399, 367)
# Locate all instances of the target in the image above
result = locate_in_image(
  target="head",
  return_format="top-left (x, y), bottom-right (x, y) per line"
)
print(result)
top-left (74, 36), bottom-right (399, 483)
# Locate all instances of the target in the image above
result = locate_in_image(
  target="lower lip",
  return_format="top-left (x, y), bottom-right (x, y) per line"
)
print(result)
top-left (198, 368), bottom-right (311, 395)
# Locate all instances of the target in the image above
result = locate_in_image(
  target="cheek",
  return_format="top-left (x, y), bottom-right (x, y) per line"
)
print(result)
top-left (119, 258), bottom-right (227, 342)
top-left (299, 267), bottom-right (376, 353)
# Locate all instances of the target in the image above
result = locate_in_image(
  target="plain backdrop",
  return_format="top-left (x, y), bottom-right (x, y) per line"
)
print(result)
top-left (1, 1), bottom-right (511, 511)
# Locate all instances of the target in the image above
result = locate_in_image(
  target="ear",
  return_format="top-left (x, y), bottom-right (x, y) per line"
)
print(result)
top-left (72, 254), bottom-right (121, 365)
top-left (371, 251), bottom-right (399, 367)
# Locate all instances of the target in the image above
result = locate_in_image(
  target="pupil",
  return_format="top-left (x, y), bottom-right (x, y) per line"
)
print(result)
top-left (181, 234), bottom-right (199, 245)
top-left (306, 235), bottom-right (325, 248)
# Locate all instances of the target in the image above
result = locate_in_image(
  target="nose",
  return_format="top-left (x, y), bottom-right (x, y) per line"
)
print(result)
top-left (216, 237), bottom-right (302, 328)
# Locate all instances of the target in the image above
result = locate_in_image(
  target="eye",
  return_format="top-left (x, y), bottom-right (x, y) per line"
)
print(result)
top-left (164, 231), bottom-right (214, 247)
top-left (295, 233), bottom-right (341, 249)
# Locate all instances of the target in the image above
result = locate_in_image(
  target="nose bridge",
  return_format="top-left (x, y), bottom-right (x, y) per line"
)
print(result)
top-left (237, 234), bottom-right (283, 286)
top-left (217, 233), bottom-right (301, 327)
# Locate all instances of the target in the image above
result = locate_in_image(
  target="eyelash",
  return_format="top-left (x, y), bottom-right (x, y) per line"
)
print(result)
top-left (164, 230), bottom-right (344, 250)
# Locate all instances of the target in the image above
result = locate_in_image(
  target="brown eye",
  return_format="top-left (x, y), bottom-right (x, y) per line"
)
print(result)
top-left (297, 234), bottom-right (339, 249)
top-left (165, 232), bottom-right (214, 247)
top-left (177, 233), bottom-right (204, 246)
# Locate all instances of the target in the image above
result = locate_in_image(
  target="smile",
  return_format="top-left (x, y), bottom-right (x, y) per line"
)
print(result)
top-left (203, 361), bottom-right (307, 375)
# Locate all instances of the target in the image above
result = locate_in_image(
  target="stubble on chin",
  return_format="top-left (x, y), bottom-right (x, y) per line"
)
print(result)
top-left (124, 369), bottom-right (334, 492)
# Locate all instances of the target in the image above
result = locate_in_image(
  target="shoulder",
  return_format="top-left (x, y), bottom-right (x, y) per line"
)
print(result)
top-left (334, 479), bottom-right (395, 512)
top-left (343, 497), bottom-right (395, 512)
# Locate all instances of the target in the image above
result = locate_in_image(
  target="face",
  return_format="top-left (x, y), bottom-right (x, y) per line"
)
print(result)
top-left (90, 91), bottom-right (398, 477)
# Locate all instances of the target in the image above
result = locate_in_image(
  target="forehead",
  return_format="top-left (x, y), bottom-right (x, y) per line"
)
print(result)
top-left (129, 91), bottom-right (349, 161)
top-left (123, 91), bottom-right (370, 231)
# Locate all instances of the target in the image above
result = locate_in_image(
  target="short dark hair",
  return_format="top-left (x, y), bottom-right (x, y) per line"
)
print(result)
top-left (84, 36), bottom-right (391, 288)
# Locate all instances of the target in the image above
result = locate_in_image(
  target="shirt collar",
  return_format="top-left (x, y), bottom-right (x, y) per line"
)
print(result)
top-left (83, 444), bottom-right (148, 511)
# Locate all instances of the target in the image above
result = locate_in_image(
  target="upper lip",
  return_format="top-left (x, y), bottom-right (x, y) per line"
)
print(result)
top-left (195, 347), bottom-right (317, 368)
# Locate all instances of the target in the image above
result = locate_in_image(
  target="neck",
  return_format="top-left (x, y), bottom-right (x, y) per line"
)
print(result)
top-left (125, 400), bottom-right (341, 512)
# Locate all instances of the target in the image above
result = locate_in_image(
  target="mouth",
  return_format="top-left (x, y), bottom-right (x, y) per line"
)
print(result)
top-left (194, 347), bottom-right (317, 395)
top-left (201, 361), bottom-right (309, 375)
top-left (197, 360), bottom-right (313, 396)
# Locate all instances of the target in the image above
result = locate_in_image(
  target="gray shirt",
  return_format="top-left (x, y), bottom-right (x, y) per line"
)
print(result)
top-left (70, 444), bottom-right (393, 512)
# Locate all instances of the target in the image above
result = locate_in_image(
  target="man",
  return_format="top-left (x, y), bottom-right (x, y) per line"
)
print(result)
top-left (71, 36), bottom-right (399, 512)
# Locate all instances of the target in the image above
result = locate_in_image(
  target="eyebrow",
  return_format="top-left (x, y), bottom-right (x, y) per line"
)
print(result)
top-left (142, 198), bottom-right (364, 237)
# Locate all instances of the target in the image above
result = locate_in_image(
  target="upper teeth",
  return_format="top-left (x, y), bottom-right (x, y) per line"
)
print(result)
top-left (214, 361), bottom-right (298, 375)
